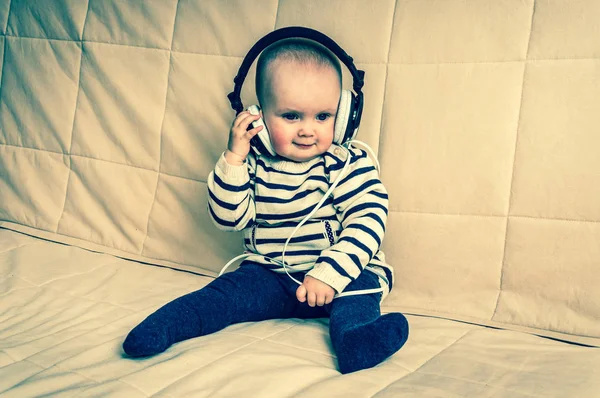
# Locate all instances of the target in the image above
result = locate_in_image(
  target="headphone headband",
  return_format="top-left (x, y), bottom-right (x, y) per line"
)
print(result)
top-left (227, 26), bottom-right (365, 116)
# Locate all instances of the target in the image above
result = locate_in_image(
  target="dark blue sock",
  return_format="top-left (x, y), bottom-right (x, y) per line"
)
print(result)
top-left (332, 311), bottom-right (409, 374)
top-left (123, 293), bottom-right (205, 357)
top-left (329, 273), bottom-right (409, 374)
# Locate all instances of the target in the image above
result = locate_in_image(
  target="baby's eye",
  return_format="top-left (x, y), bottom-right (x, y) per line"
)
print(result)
top-left (282, 113), bottom-right (299, 121)
top-left (316, 113), bottom-right (332, 121)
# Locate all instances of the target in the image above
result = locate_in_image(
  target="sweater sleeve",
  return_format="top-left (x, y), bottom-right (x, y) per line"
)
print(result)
top-left (206, 152), bottom-right (256, 231)
top-left (306, 147), bottom-right (388, 293)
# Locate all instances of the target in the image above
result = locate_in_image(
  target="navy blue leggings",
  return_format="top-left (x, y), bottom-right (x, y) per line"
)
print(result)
top-left (124, 261), bottom-right (409, 373)
top-left (157, 261), bottom-right (383, 340)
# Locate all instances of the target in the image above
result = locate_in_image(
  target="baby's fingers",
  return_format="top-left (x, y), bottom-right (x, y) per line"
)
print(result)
top-left (245, 124), bottom-right (263, 139)
top-left (234, 112), bottom-right (261, 130)
top-left (316, 293), bottom-right (327, 307)
top-left (296, 285), bottom-right (307, 302)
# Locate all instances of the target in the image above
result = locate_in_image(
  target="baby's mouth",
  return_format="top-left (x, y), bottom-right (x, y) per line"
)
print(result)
top-left (293, 143), bottom-right (315, 149)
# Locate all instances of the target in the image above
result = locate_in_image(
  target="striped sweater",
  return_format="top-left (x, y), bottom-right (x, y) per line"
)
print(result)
top-left (207, 144), bottom-right (393, 295)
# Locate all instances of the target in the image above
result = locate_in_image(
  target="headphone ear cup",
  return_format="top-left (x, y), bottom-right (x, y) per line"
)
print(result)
top-left (334, 90), bottom-right (353, 145)
top-left (247, 105), bottom-right (276, 157)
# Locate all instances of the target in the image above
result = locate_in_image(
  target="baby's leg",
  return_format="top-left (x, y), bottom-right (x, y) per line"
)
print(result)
top-left (328, 271), bottom-right (409, 374)
top-left (123, 262), bottom-right (294, 357)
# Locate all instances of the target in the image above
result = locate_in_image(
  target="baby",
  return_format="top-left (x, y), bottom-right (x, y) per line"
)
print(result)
top-left (123, 38), bottom-right (409, 374)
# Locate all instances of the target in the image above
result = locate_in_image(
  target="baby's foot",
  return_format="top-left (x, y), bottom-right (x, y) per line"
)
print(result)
top-left (123, 299), bottom-right (202, 357)
top-left (122, 317), bottom-right (172, 357)
top-left (335, 312), bottom-right (409, 374)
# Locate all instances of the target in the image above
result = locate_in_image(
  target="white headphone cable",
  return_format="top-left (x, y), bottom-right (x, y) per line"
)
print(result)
top-left (218, 150), bottom-right (351, 279)
top-left (219, 142), bottom-right (385, 299)
top-left (279, 143), bottom-right (384, 299)
top-left (344, 139), bottom-right (380, 173)
top-left (279, 150), bottom-right (352, 285)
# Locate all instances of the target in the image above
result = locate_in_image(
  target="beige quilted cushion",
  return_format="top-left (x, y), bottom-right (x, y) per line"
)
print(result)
top-left (1, 0), bottom-right (599, 346)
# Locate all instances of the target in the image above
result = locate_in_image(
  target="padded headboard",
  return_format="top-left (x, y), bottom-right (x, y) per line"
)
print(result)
top-left (1, 1), bottom-right (599, 346)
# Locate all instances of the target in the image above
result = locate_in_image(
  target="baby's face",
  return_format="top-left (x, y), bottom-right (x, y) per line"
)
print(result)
top-left (262, 60), bottom-right (340, 162)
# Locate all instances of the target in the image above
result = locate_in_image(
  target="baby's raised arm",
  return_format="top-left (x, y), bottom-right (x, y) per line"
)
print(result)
top-left (225, 109), bottom-right (263, 165)
top-left (206, 112), bottom-right (261, 231)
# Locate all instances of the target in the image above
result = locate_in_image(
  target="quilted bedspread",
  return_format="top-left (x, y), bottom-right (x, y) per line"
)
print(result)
top-left (1, 0), bottom-right (600, 396)
top-left (2, 229), bottom-right (600, 397)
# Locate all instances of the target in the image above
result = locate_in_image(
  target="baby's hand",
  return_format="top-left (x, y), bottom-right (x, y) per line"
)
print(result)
top-left (296, 275), bottom-right (335, 307)
top-left (225, 110), bottom-right (264, 165)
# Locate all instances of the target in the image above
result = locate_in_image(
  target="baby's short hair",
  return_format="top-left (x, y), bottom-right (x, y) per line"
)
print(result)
top-left (255, 38), bottom-right (342, 106)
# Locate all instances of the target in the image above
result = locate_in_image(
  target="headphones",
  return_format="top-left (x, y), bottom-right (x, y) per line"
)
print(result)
top-left (227, 26), bottom-right (366, 157)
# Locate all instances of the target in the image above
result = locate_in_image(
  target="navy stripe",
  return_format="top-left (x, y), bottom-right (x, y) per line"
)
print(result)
top-left (324, 150), bottom-right (367, 172)
top-left (257, 197), bottom-right (333, 221)
top-left (338, 166), bottom-right (376, 186)
top-left (213, 173), bottom-right (251, 192)
top-left (382, 267), bottom-right (393, 291)
top-left (208, 205), bottom-right (235, 227)
top-left (208, 202), bottom-right (251, 228)
top-left (255, 175), bottom-right (328, 191)
top-left (365, 213), bottom-right (386, 232)
top-left (256, 233), bottom-right (327, 245)
top-left (344, 224), bottom-right (382, 246)
top-left (338, 236), bottom-right (373, 260)
top-left (265, 249), bottom-right (322, 258)
top-left (344, 202), bottom-right (388, 219)
top-left (335, 179), bottom-right (380, 206)
top-left (208, 189), bottom-right (244, 211)
top-left (256, 187), bottom-right (321, 204)
top-left (257, 216), bottom-right (338, 229)
top-left (317, 256), bottom-right (353, 279)
top-left (370, 190), bottom-right (388, 200)
top-left (257, 157), bottom-right (324, 175)
top-left (330, 249), bottom-right (362, 270)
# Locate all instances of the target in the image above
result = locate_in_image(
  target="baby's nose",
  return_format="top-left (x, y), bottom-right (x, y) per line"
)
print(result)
top-left (298, 121), bottom-right (316, 135)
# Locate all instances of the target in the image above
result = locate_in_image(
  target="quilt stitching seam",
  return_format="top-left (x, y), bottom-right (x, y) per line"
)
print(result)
top-left (375, 0), bottom-right (398, 161)
top-left (0, 275), bottom-right (35, 291)
top-left (139, 0), bottom-right (180, 256)
top-left (2, 34), bottom-right (600, 64)
top-left (76, 379), bottom-right (150, 397)
top-left (413, 369), bottom-right (541, 398)
top-left (137, 323), bottom-right (300, 396)
top-left (2, 302), bottom-right (123, 345)
top-left (0, 22), bottom-right (9, 106)
top-left (373, 329), bottom-right (475, 397)
top-left (388, 209), bottom-right (600, 225)
top-left (264, 338), bottom-right (336, 359)
top-left (54, 0), bottom-right (91, 235)
top-left (0, 222), bottom-right (223, 276)
top-left (0, 240), bottom-right (45, 256)
top-left (1, 259), bottom-right (120, 293)
top-left (0, 144), bottom-right (208, 184)
top-left (14, 359), bottom-right (132, 395)
top-left (0, 358), bottom-right (45, 396)
top-left (1, 0), bottom-right (11, 36)
top-left (0, 348), bottom-right (17, 362)
top-left (19, 319), bottom-right (137, 368)
top-left (0, 33), bottom-right (171, 52)
top-left (273, 0), bottom-right (281, 29)
top-left (492, 0), bottom-right (538, 321)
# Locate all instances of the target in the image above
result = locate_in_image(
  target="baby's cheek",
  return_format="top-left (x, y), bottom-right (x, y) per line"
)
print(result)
top-left (269, 130), bottom-right (291, 152)
top-left (270, 136), bottom-right (285, 154)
